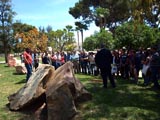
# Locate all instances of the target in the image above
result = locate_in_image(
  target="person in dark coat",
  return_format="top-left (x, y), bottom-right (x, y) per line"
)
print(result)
top-left (95, 44), bottom-right (116, 88)
top-left (150, 46), bottom-right (160, 89)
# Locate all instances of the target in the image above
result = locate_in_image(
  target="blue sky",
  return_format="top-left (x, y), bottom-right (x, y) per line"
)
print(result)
top-left (12, 0), bottom-right (99, 39)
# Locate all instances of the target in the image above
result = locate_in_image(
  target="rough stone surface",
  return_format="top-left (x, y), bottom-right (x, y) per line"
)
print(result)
top-left (15, 65), bottom-right (27, 74)
top-left (7, 54), bottom-right (17, 67)
top-left (8, 64), bottom-right (55, 110)
top-left (8, 61), bottom-right (92, 120)
top-left (46, 62), bottom-right (77, 120)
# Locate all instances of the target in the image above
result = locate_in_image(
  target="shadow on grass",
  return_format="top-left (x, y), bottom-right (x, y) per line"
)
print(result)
top-left (4, 93), bottom-right (47, 120)
top-left (79, 77), bottom-right (160, 120)
top-left (13, 72), bottom-right (26, 75)
top-left (4, 65), bottom-right (9, 67)
top-left (15, 79), bottom-right (26, 84)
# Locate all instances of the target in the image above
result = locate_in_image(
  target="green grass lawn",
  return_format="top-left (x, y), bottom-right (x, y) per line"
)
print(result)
top-left (76, 74), bottom-right (160, 120)
top-left (0, 63), bottom-right (26, 120)
top-left (0, 56), bottom-right (5, 61)
top-left (0, 63), bottom-right (160, 120)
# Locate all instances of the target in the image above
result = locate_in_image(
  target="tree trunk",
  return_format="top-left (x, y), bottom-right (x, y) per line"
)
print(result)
top-left (80, 30), bottom-right (83, 50)
top-left (4, 42), bottom-right (8, 63)
top-left (77, 31), bottom-right (80, 50)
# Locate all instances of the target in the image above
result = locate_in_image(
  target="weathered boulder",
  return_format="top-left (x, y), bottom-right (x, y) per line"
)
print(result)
top-left (8, 61), bottom-right (92, 120)
top-left (15, 65), bottom-right (27, 74)
top-left (46, 61), bottom-right (92, 105)
top-left (8, 64), bottom-right (55, 110)
top-left (46, 61), bottom-right (92, 120)
top-left (7, 54), bottom-right (17, 67)
top-left (46, 82), bottom-right (77, 120)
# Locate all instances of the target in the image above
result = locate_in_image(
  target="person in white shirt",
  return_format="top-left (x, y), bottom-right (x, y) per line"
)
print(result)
top-left (70, 51), bottom-right (80, 73)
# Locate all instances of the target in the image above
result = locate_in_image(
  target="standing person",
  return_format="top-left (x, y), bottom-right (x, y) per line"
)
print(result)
top-left (66, 51), bottom-right (71, 61)
top-left (42, 51), bottom-right (50, 64)
top-left (88, 52), bottom-right (96, 75)
top-left (60, 52), bottom-right (66, 65)
top-left (120, 48), bottom-right (129, 80)
top-left (135, 48), bottom-right (144, 77)
top-left (79, 51), bottom-right (88, 74)
top-left (55, 51), bottom-right (62, 69)
top-left (95, 44), bottom-right (116, 88)
top-left (150, 46), bottom-right (160, 89)
top-left (20, 53), bottom-right (24, 63)
top-left (70, 51), bottom-right (80, 73)
top-left (50, 52), bottom-right (57, 69)
top-left (23, 48), bottom-right (33, 82)
top-left (33, 50), bottom-right (39, 70)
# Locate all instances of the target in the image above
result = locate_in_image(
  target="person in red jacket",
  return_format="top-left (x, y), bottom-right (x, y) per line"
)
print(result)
top-left (23, 48), bottom-right (33, 82)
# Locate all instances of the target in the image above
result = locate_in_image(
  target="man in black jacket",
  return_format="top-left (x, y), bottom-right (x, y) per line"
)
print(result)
top-left (95, 44), bottom-right (116, 88)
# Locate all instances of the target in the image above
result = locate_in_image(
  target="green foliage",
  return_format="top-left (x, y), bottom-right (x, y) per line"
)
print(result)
top-left (69, 0), bottom-right (160, 33)
top-left (83, 35), bottom-right (97, 51)
top-left (114, 22), bottom-right (159, 50)
top-left (12, 22), bottom-right (36, 34)
top-left (46, 25), bottom-right (52, 33)
top-left (47, 27), bottom-right (76, 52)
top-left (95, 7), bottom-right (109, 17)
top-left (65, 25), bottom-right (73, 32)
top-left (0, 0), bottom-right (16, 62)
top-left (95, 29), bottom-right (114, 49)
top-left (12, 22), bottom-right (36, 52)
top-left (69, 0), bottom-right (131, 32)
top-left (15, 28), bottom-right (48, 52)
top-left (83, 29), bottom-right (114, 51)
top-left (94, 7), bottom-right (110, 30)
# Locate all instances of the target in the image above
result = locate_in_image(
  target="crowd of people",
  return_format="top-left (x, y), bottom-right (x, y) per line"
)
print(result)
top-left (111, 46), bottom-right (160, 89)
top-left (21, 49), bottom-right (97, 82)
top-left (21, 46), bottom-right (160, 90)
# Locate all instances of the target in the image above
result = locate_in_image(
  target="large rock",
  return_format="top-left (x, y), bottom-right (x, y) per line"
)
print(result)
top-left (15, 65), bottom-right (27, 74)
top-left (8, 61), bottom-right (92, 120)
top-left (8, 64), bottom-right (55, 110)
top-left (46, 61), bottom-right (92, 120)
top-left (46, 61), bottom-right (92, 104)
top-left (46, 82), bottom-right (77, 120)
top-left (7, 54), bottom-right (17, 67)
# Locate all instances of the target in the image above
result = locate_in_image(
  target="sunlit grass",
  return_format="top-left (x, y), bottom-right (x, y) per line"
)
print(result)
top-left (0, 63), bottom-right (160, 120)
top-left (0, 63), bottom-right (26, 120)
top-left (0, 56), bottom-right (5, 61)
top-left (76, 75), bottom-right (160, 120)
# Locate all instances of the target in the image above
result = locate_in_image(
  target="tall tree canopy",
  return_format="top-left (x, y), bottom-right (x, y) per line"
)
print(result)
top-left (83, 29), bottom-right (114, 51)
top-left (69, 0), bottom-right (159, 32)
top-left (16, 28), bottom-right (48, 52)
top-left (114, 22), bottom-right (159, 50)
top-left (12, 22), bottom-right (35, 34)
top-left (47, 25), bottom-right (76, 52)
top-left (12, 22), bottom-right (36, 52)
top-left (0, 0), bottom-right (16, 62)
